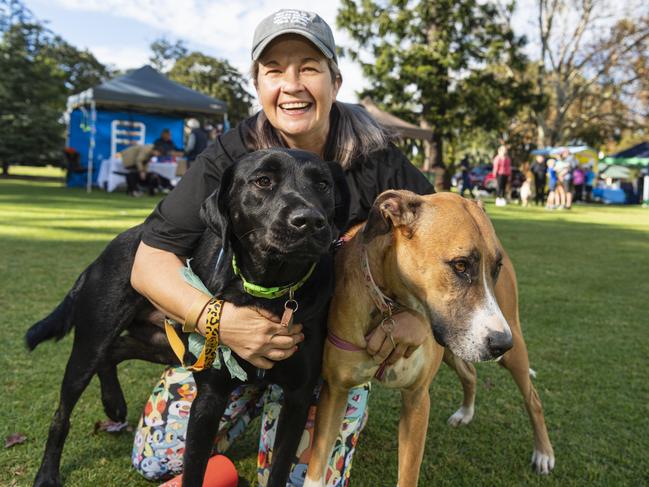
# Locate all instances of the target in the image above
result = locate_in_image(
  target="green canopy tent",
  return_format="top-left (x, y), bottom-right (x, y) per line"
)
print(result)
top-left (602, 142), bottom-right (649, 167)
top-left (600, 165), bottom-right (631, 180)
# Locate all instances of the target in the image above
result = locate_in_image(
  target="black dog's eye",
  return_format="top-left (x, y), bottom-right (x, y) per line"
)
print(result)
top-left (254, 176), bottom-right (272, 189)
top-left (315, 180), bottom-right (329, 191)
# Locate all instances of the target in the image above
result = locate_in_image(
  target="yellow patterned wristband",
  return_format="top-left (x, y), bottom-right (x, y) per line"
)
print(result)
top-left (201, 298), bottom-right (223, 369)
top-left (164, 297), bottom-right (223, 372)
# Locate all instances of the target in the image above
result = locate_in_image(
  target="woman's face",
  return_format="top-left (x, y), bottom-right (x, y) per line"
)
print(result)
top-left (256, 36), bottom-right (341, 152)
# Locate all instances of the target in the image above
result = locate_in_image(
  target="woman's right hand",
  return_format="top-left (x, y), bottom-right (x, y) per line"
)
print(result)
top-left (199, 301), bottom-right (304, 369)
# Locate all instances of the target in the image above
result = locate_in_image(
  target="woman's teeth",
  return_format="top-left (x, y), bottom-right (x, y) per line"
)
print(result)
top-left (280, 102), bottom-right (311, 110)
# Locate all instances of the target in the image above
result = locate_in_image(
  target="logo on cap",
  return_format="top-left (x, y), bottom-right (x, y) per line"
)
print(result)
top-left (273, 10), bottom-right (316, 27)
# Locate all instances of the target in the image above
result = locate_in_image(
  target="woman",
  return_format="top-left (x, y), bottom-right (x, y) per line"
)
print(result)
top-left (130, 9), bottom-right (433, 486)
top-left (492, 145), bottom-right (511, 206)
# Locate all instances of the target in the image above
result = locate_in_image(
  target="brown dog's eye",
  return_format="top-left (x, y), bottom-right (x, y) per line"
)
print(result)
top-left (452, 261), bottom-right (467, 274)
top-left (451, 260), bottom-right (469, 277)
top-left (494, 262), bottom-right (503, 279)
top-left (255, 176), bottom-right (272, 188)
top-left (450, 260), bottom-right (471, 282)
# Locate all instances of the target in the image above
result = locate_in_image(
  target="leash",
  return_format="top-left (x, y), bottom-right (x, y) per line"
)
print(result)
top-left (327, 330), bottom-right (389, 380)
top-left (165, 253), bottom-right (316, 379)
top-left (231, 253), bottom-right (315, 379)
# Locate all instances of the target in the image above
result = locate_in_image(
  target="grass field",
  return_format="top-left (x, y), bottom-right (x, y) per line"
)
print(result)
top-left (1, 173), bottom-right (648, 486)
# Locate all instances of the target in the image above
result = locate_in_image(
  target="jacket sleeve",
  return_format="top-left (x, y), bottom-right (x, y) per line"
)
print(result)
top-left (141, 146), bottom-right (229, 256)
top-left (346, 144), bottom-right (434, 226)
top-left (385, 145), bottom-right (435, 196)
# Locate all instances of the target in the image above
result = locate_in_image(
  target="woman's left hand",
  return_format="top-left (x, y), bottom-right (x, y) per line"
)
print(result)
top-left (365, 310), bottom-right (429, 365)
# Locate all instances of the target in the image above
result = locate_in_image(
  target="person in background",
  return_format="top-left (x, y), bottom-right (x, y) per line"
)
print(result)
top-left (459, 155), bottom-right (473, 198)
top-left (492, 145), bottom-right (511, 206)
top-left (584, 164), bottom-right (595, 202)
top-left (119, 144), bottom-right (160, 197)
top-left (530, 155), bottom-right (547, 206)
top-left (184, 118), bottom-right (209, 167)
top-left (545, 158), bottom-right (558, 209)
top-left (153, 128), bottom-right (182, 160)
top-left (558, 148), bottom-right (577, 209)
top-left (572, 164), bottom-right (585, 203)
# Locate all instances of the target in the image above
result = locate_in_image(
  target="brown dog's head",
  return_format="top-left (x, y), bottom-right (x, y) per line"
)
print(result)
top-left (362, 190), bottom-right (513, 362)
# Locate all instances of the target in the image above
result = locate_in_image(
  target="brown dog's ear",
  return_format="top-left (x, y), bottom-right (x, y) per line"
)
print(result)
top-left (475, 199), bottom-right (486, 212)
top-left (361, 190), bottom-right (421, 244)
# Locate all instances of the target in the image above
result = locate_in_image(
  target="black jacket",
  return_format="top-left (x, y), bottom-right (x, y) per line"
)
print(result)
top-left (142, 116), bottom-right (434, 256)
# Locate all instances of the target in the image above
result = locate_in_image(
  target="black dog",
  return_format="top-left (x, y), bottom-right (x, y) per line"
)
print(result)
top-left (26, 149), bottom-right (351, 487)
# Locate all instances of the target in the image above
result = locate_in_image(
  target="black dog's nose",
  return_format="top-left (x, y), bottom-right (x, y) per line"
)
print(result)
top-left (288, 209), bottom-right (326, 232)
top-left (486, 331), bottom-right (513, 357)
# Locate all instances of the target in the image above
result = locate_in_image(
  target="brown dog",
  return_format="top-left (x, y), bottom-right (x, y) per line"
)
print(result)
top-left (305, 190), bottom-right (554, 486)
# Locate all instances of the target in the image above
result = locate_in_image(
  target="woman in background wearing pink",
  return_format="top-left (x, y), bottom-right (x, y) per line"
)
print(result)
top-left (492, 145), bottom-right (512, 206)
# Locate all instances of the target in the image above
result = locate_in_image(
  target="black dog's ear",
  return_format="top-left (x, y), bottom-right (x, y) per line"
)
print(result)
top-left (326, 161), bottom-right (351, 235)
top-left (362, 190), bottom-right (421, 244)
top-left (200, 164), bottom-right (235, 252)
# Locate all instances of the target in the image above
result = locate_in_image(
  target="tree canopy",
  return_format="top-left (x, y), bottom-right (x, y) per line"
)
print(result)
top-left (0, 0), bottom-right (110, 171)
top-left (149, 38), bottom-right (253, 125)
top-left (337, 0), bottom-right (536, 169)
top-left (533, 0), bottom-right (649, 148)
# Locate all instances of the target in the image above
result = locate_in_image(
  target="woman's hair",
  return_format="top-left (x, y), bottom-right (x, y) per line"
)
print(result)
top-left (245, 59), bottom-right (393, 168)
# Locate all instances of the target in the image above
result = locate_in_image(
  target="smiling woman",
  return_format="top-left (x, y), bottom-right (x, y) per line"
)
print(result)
top-left (122, 8), bottom-right (436, 487)
top-left (254, 36), bottom-right (339, 155)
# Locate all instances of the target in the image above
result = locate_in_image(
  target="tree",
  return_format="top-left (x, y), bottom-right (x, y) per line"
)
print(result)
top-left (0, 0), bottom-right (110, 173)
top-left (149, 37), bottom-right (188, 73)
top-left (168, 52), bottom-right (253, 124)
top-left (337, 0), bottom-right (535, 170)
top-left (534, 0), bottom-right (649, 146)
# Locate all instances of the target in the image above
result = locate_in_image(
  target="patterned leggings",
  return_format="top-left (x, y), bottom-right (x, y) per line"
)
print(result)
top-left (131, 366), bottom-right (370, 486)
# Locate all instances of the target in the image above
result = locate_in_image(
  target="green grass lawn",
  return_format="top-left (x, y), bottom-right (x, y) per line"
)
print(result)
top-left (1, 174), bottom-right (648, 486)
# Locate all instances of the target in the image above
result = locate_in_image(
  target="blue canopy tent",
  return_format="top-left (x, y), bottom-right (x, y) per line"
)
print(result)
top-left (66, 65), bottom-right (227, 190)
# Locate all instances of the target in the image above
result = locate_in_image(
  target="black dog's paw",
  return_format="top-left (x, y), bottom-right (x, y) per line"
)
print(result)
top-left (33, 475), bottom-right (62, 487)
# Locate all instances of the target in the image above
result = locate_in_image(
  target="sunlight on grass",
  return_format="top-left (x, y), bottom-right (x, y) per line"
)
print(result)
top-left (6, 164), bottom-right (66, 178)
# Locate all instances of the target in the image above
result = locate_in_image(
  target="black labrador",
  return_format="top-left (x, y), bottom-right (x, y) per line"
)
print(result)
top-left (26, 149), bottom-right (351, 487)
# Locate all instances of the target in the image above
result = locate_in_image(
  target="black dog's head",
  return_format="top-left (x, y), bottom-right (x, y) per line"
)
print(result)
top-left (201, 149), bottom-right (350, 264)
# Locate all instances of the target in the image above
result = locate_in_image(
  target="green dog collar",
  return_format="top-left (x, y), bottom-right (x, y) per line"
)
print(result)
top-left (231, 255), bottom-right (316, 299)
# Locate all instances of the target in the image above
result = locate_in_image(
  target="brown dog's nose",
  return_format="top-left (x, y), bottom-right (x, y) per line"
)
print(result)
top-left (487, 331), bottom-right (513, 357)
top-left (289, 209), bottom-right (326, 232)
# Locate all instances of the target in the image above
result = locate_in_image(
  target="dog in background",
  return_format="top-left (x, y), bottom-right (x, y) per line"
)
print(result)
top-left (520, 164), bottom-right (534, 207)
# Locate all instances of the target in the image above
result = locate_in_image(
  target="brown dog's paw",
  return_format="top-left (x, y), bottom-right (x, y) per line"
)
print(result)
top-left (531, 449), bottom-right (555, 474)
top-left (447, 406), bottom-right (474, 427)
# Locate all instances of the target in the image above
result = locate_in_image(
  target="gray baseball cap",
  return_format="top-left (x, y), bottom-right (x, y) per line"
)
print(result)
top-left (251, 9), bottom-right (337, 63)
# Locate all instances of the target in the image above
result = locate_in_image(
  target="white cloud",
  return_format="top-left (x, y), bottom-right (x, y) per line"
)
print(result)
top-left (50, 0), bottom-right (369, 102)
top-left (90, 45), bottom-right (150, 71)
